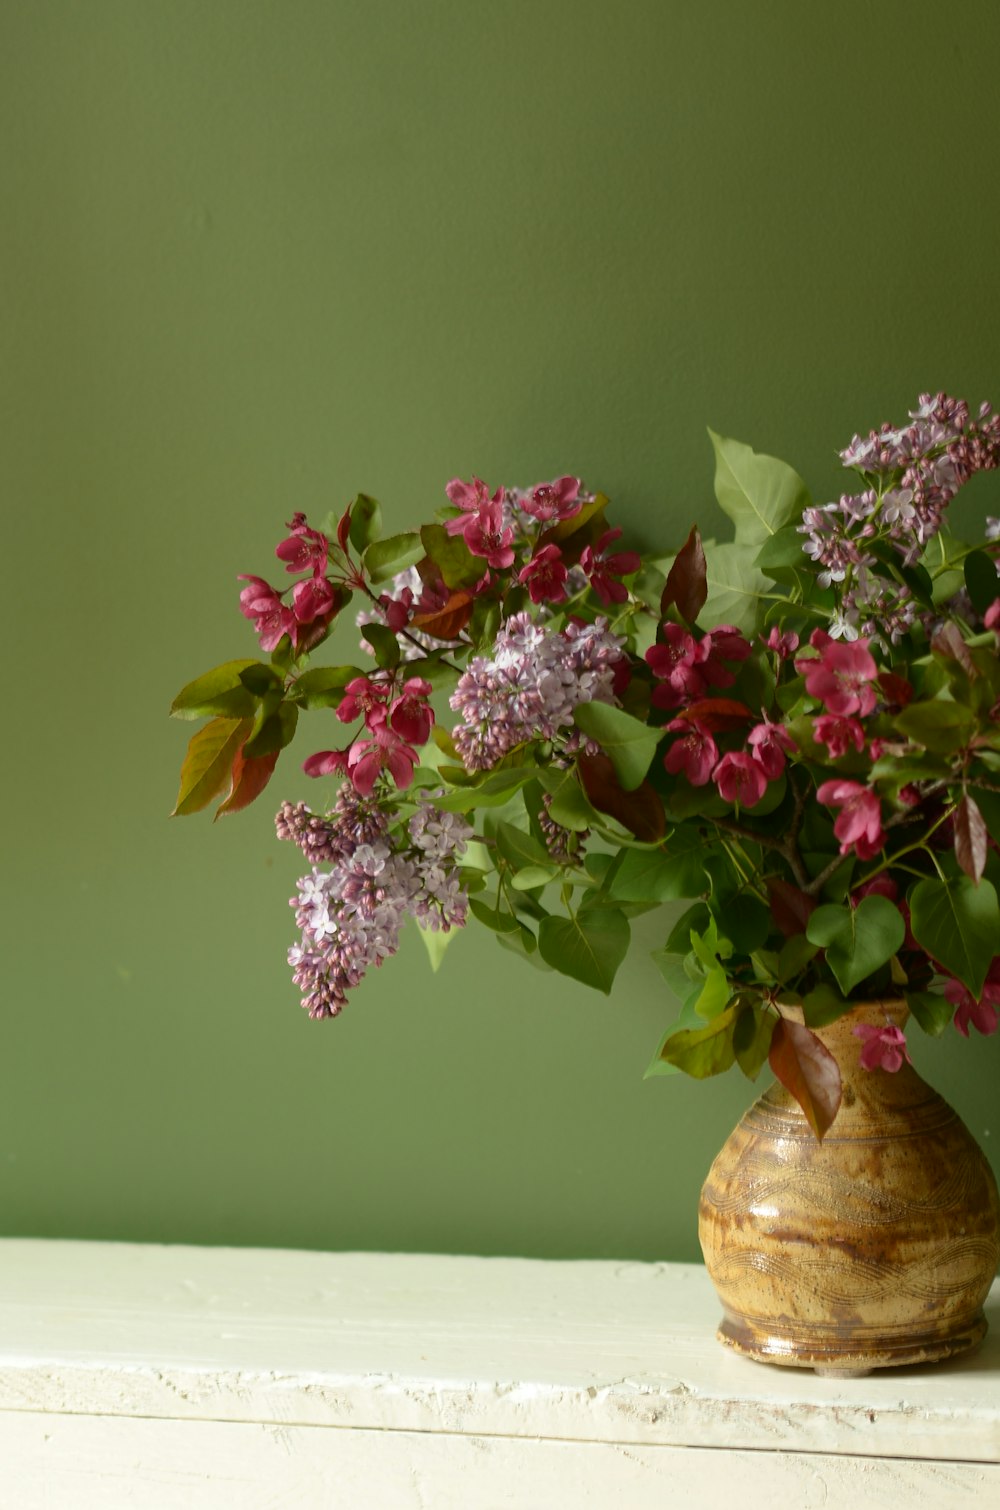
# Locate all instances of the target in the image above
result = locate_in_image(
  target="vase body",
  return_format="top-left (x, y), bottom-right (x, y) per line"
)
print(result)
top-left (698, 1001), bottom-right (1000, 1373)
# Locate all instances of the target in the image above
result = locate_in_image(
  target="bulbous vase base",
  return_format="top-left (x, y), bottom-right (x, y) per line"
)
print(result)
top-left (698, 1003), bottom-right (1000, 1375)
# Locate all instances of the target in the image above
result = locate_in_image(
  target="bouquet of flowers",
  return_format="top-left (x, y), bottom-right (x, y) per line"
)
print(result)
top-left (171, 393), bottom-right (1000, 1138)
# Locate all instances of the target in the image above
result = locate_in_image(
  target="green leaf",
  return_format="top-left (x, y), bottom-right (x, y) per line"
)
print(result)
top-left (964, 549), bottom-right (1000, 616)
top-left (802, 984), bottom-right (853, 1027)
top-left (700, 540), bottom-right (772, 635)
top-left (895, 698), bottom-right (975, 754)
top-left (510, 864), bottom-right (560, 891)
top-left (496, 821), bottom-right (552, 872)
top-left (416, 918), bottom-right (458, 973)
top-left (572, 701), bottom-right (662, 791)
top-left (360, 622), bottom-right (401, 669)
top-left (468, 897), bottom-right (521, 934)
top-left (172, 717), bottom-right (252, 816)
top-left (909, 876), bottom-right (1000, 996)
top-left (607, 836), bottom-right (706, 902)
top-left (753, 524), bottom-right (807, 572)
top-left (170, 660), bottom-right (262, 720)
top-left (419, 523), bottom-right (485, 590)
top-left (652, 1004), bottom-right (738, 1078)
top-left (431, 769), bottom-right (534, 813)
top-left (905, 989), bottom-right (954, 1038)
top-left (805, 895), bottom-right (905, 996)
top-left (734, 1003), bottom-right (775, 1080)
top-left (348, 494), bottom-right (383, 552)
top-left (708, 429), bottom-right (810, 547)
top-left (363, 531), bottom-right (423, 584)
top-left (243, 700), bottom-right (299, 759)
top-left (291, 665), bottom-right (364, 708)
top-left (537, 909), bottom-right (630, 994)
top-left (538, 767), bottom-right (597, 831)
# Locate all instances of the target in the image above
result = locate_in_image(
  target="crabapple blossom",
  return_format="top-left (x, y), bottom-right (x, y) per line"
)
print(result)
top-left (813, 714), bottom-right (866, 759)
top-left (816, 778), bottom-right (885, 859)
top-left (795, 632), bottom-right (878, 717)
top-left (519, 476), bottom-right (582, 523)
top-left (580, 527), bottom-right (641, 606)
top-left (713, 751), bottom-right (768, 807)
top-left (747, 718), bottom-right (795, 779)
top-left (518, 544), bottom-right (568, 604)
top-left (944, 964), bottom-right (1000, 1038)
top-left (664, 719), bottom-right (718, 785)
top-left (853, 1023), bottom-right (912, 1072)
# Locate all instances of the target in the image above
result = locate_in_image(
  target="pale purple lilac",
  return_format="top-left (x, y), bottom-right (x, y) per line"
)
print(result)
top-left (449, 612), bottom-right (625, 771)
top-left (539, 792), bottom-right (589, 864)
top-left (283, 787), bottom-right (472, 1018)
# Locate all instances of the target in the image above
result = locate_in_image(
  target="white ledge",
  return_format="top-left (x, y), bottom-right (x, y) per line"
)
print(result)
top-left (1, 1240), bottom-right (998, 1507)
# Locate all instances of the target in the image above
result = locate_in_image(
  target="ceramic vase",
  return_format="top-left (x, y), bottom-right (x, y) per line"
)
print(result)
top-left (698, 1000), bottom-right (1000, 1374)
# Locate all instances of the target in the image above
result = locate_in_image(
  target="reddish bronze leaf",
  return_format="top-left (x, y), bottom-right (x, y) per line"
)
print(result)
top-left (875, 670), bottom-right (913, 710)
top-left (578, 753), bottom-right (666, 842)
top-left (412, 590), bottom-right (475, 640)
top-left (954, 793), bottom-right (989, 883)
top-left (768, 1016), bottom-right (842, 1140)
top-left (766, 876), bottom-right (816, 937)
top-left (172, 717), bottom-right (252, 817)
top-left (215, 745), bottom-right (279, 818)
top-left (931, 622), bottom-right (977, 679)
top-left (673, 697), bottom-right (754, 733)
top-left (661, 525), bottom-right (707, 624)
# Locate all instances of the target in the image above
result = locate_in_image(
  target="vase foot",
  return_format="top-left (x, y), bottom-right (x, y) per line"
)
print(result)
top-left (715, 1310), bottom-right (988, 1373)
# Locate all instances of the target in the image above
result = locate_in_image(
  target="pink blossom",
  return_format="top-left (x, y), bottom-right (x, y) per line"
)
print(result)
top-left (389, 677), bottom-right (433, 746)
top-left (445, 476), bottom-right (503, 518)
top-left (664, 719), bottom-right (718, 786)
top-left (944, 963), bottom-right (1000, 1037)
top-left (458, 497), bottom-right (516, 569)
top-left (237, 575), bottom-right (297, 651)
top-left (518, 544), bottom-right (569, 604)
top-left (816, 778), bottom-right (885, 859)
top-left (985, 597), bottom-right (1000, 630)
top-left (813, 714), bottom-right (866, 759)
top-left (292, 574), bottom-right (337, 626)
top-left (275, 514), bottom-right (329, 575)
top-left (646, 625), bottom-right (708, 709)
top-left (747, 718), bottom-right (795, 779)
top-left (580, 527), bottom-right (641, 606)
top-left (520, 476), bottom-right (582, 523)
top-left (336, 676), bottom-right (389, 726)
top-left (379, 587), bottom-right (414, 632)
top-left (761, 627), bottom-right (800, 659)
top-left (347, 710), bottom-right (418, 796)
top-left (853, 1023), bottom-right (912, 1072)
top-left (795, 635), bottom-right (879, 716)
top-left (700, 626), bottom-right (752, 688)
top-left (713, 751), bottom-right (768, 807)
top-left (303, 748), bottom-right (350, 778)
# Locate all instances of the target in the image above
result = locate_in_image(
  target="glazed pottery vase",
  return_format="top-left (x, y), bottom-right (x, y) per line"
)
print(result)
top-left (698, 1000), bottom-right (1000, 1375)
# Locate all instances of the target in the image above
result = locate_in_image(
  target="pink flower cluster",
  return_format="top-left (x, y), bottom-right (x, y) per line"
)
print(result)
top-left (651, 625), bottom-right (795, 807)
top-left (944, 963), bottom-right (1000, 1038)
top-left (238, 514), bottom-right (341, 652)
top-left (303, 674), bottom-right (433, 797)
top-left (280, 786), bottom-right (472, 1018)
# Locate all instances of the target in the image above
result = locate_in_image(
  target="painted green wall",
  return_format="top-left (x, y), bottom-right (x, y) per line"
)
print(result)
top-left (3, 1), bottom-right (998, 1262)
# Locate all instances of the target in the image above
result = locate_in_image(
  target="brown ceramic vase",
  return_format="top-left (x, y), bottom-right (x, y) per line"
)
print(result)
top-left (698, 1000), bottom-right (1000, 1374)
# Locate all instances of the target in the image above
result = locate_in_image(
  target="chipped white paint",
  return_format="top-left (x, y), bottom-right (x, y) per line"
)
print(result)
top-left (0, 1240), bottom-right (997, 1508)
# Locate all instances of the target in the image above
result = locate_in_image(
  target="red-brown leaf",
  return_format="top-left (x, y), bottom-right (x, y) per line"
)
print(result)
top-left (673, 697), bottom-right (754, 733)
top-left (875, 670), bottom-right (913, 710)
top-left (954, 793), bottom-right (989, 883)
top-left (931, 622), bottom-right (977, 679)
top-left (411, 590), bottom-right (475, 640)
top-left (661, 525), bottom-right (707, 624)
top-left (215, 745), bottom-right (279, 818)
top-left (768, 1016), bottom-right (842, 1140)
top-left (766, 877), bottom-right (816, 937)
top-left (172, 717), bottom-right (252, 817)
top-left (578, 753), bottom-right (666, 842)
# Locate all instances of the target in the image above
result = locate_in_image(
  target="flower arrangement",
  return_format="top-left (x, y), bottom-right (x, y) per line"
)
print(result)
top-left (171, 393), bottom-right (1000, 1138)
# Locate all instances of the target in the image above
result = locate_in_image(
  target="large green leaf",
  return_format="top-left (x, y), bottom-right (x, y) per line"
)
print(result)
top-left (708, 429), bottom-right (810, 547)
top-left (170, 660), bottom-right (262, 720)
top-left (572, 701), bottom-right (661, 791)
top-left (700, 540), bottom-right (772, 634)
top-left (909, 876), bottom-right (1000, 996)
top-left (806, 895), bottom-right (905, 996)
top-left (291, 664), bottom-right (364, 708)
top-left (537, 767), bottom-right (597, 831)
top-left (650, 1004), bottom-right (738, 1078)
top-left (895, 698), bottom-right (975, 754)
top-left (537, 909), bottom-right (630, 994)
top-left (608, 837), bottom-right (706, 902)
top-left (363, 531), bottom-right (423, 584)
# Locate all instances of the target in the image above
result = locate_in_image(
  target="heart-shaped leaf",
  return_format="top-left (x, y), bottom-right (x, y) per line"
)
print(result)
top-left (806, 895), bottom-right (905, 996)
top-left (537, 909), bottom-right (630, 994)
top-left (909, 876), bottom-right (1000, 996)
top-left (573, 701), bottom-right (662, 791)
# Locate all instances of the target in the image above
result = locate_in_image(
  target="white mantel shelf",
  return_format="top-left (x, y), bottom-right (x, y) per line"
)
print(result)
top-left (0, 1241), bottom-right (997, 1508)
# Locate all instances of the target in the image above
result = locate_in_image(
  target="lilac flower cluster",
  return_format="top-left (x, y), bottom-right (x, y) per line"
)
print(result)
top-left (448, 612), bottom-right (626, 771)
top-left (277, 786), bottom-right (471, 1018)
top-left (538, 792), bottom-right (589, 863)
top-left (799, 393), bottom-right (1000, 642)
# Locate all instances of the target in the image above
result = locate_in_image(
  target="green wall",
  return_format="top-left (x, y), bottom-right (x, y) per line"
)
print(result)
top-left (3, 1), bottom-right (998, 1263)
